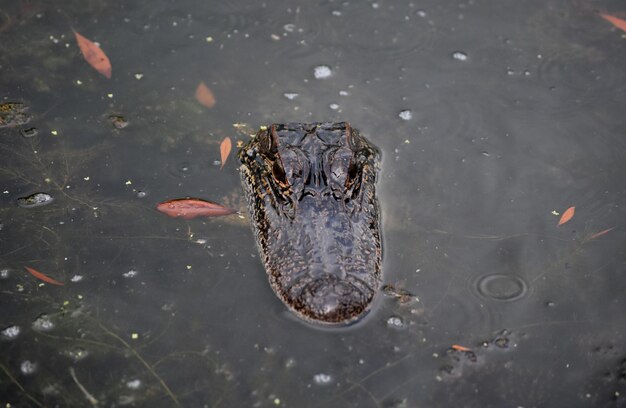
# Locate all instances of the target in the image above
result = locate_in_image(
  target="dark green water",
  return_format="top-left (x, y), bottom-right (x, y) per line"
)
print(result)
top-left (1, 0), bottom-right (625, 406)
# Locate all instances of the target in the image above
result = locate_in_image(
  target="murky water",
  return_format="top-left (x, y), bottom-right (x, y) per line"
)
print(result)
top-left (1, 0), bottom-right (625, 407)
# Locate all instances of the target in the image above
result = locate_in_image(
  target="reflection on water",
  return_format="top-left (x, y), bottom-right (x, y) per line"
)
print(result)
top-left (1, 0), bottom-right (625, 406)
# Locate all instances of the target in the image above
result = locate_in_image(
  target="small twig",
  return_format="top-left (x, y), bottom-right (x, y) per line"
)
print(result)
top-left (0, 360), bottom-right (44, 407)
top-left (69, 366), bottom-right (98, 406)
top-left (97, 322), bottom-right (182, 408)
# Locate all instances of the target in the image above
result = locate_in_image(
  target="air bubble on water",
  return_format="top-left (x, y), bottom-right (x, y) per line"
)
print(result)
top-left (331, 10), bottom-right (342, 16)
top-left (283, 24), bottom-right (295, 33)
top-left (0, 268), bottom-right (9, 279)
top-left (20, 360), bottom-right (37, 375)
top-left (329, 103), bottom-right (339, 110)
top-left (32, 314), bottom-right (54, 331)
top-left (71, 275), bottom-right (83, 282)
top-left (416, 10), bottom-right (427, 17)
top-left (212, 160), bottom-right (221, 166)
top-left (339, 90), bottom-right (349, 96)
top-left (313, 373), bottom-right (332, 385)
top-left (123, 269), bottom-right (138, 278)
top-left (386, 316), bottom-right (405, 329)
top-left (136, 191), bottom-right (147, 198)
top-left (398, 110), bottom-right (413, 121)
top-left (1, 325), bottom-right (20, 340)
top-left (195, 238), bottom-right (208, 245)
top-left (372, 3), bottom-right (379, 9)
top-left (283, 92), bottom-right (299, 100)
top-left (313, 65), bottom-right (333, 79)
top-left (546, 301), bottom-right (555, 307)
top-left (126, 379), bottom-right (142, 389)
top-left (481, 151), bottom-right (490, 157)
top-left (452, 51), bottom-right (468, 61)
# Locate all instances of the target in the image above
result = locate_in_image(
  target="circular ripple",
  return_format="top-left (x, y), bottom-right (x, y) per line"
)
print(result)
top-left (166, 161), bottom-right (199, 178)
top-left (330, 18), bottom-right (436, 59)
top-left (475, 274), bottom-right (529, 302)
top-left (412, 90), bottom-right (487, 143)
top-left (265, 17), bottom-right (326, 60)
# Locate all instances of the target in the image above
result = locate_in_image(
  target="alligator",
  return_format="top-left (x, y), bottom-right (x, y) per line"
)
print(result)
top-left (239, 122), bottom-right (382, 325)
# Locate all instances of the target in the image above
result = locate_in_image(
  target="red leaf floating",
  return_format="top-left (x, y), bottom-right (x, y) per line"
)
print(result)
top-left (195, 82), bottom-right (216, 108)
top-left (600, 13), bottom-right (626, 33)
top-left (220, 137), bottom-right (232, 169)
top-left (24, 266), bottom-right (65, 286)
top-left (590, 227), bottom-right (615, 240)
top-left (73, 30), bottom-right (112, 78)
top-left (451, 344), bottom-right (471, 352)
top-left (557, 206), bottom-right (575, 226)
top-left (156, 198), bottom-right (235, 219)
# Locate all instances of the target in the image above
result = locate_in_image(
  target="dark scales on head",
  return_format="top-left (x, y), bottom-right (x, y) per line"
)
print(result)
top-left (239, 122), bottom-right (382, 325)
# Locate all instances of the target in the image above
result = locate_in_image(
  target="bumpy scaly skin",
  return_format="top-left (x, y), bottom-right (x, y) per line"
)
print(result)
top-left (239, 122), bottom-right (382, 325)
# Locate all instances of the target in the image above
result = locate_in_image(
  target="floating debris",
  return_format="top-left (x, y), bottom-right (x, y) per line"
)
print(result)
top-left (1, 325), bottom-right (21, 340)
top-left (313, 65), bottom-right (333, 79)
top-left (398, 109), bottom-right (413, 121)
top-left (386, 316), bottom-right (406, 329)
top-left (382, 284), bottom-right (418, 304)
top-left (452, 51), bottom-right (468, 61)
top-left (20, 127), bottom-right (38, 138)
top-left (123, 269), bottom-right (138, 278)
top-left (313, 373), bottom-right (332, 385)
top-left (64, 347), bottom-right (89, 362)
top-left (283, 92), bottom-right (299, 100)
top-left (0, 102), bottom-right (32, 128)
top-left (20, 360), bottom-right (37, 375)
top-left (32, 314), bottom-right (55, 331)
top-left (109, 114), bottom-right (129, 129)
top-left (156, 198), bottom-right (236, 219)
top-left (16, 192), bottom-right (54, 208)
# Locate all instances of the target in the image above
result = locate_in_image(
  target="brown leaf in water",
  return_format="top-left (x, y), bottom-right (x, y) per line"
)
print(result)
top-left (590, 227), bottom-right (615, 240)
top-left (195, 81), bottom-right (216, 108)
top-left (156, 198), bottom-right (235, 219)
top-left (557, 206), bottom-right (575, 226)
top-left (24, 266), bottom-right (65, 286)
top-left (73, 30), bottom-right (112, 78)
top-left (600, 13), bottom-right (626, 33)
top-left (220, 137), bottom-right (232, 169)
top-left (451, 344), bottom-right (472, 352)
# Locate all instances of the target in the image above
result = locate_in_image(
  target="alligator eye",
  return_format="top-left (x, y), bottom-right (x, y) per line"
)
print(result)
top-left (272, 160), bottom-right (289, 186)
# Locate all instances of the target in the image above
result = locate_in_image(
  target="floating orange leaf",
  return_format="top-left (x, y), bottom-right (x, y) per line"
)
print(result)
top-left (73, 30), bottom-right (112, 78)
top-left (590, 227), bottom-right (615, 240)
top-left (195, 82), bottom-right (216, 108)
top-left (220, 137), bottom-right (232, 169)
top-left (557, 206), bottom-right (575, 226)
top-left (600, 13), bottom-right (626, 33)
top-left (156, 198), bottom-right (236, 219)
top-left (451, 344), bottom-right (472, 352)
top-left (24, 266), bottom-right (64, 286)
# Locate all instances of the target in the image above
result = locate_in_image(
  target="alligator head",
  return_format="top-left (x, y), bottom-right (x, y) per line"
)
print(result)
top-left (239, 122), bottom-right (382, 325)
